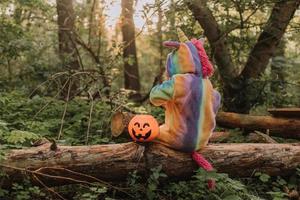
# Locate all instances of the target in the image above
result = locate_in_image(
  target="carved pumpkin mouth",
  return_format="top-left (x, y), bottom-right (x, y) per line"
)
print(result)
top-left (132, 129), bottom-right (151, 140)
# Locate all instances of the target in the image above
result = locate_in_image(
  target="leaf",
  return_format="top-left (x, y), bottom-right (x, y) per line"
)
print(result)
top-left (259, 173), bottom-right (270, 183)
top-left (223, 195), bottom-right (242, 200)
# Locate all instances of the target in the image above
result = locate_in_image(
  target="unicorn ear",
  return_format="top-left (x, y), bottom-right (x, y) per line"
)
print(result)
top-left (199, 38), bottom-right (206, 45)
top-left (163, 41), bottom-right (180, 48)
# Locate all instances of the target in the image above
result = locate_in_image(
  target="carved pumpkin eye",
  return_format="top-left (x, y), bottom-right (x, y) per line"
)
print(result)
top-left (143, 123), bottom-right (150, 128)
top-left (128, 115), bottom-right (159, 142)
top-left (134, 122), bottom-right (140, 128)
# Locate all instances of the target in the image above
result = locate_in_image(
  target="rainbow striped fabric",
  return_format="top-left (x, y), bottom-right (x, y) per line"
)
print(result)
top-left (150, 39), bottom-right (221, 152)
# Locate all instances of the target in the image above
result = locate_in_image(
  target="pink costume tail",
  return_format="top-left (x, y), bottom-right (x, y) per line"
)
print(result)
top-left (192, 151), bottom-right (216, 190)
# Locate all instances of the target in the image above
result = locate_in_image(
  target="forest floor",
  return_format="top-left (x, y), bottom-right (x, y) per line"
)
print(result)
top-left (0, 90), bottom-right (299, 200)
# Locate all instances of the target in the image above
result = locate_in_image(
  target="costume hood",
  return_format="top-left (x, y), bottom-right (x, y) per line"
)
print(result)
top-left (164, 39), bottom-right (213, 78)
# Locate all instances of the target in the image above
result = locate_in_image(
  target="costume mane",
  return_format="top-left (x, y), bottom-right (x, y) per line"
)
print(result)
top-left (191, 39), bottom-right (214, 78)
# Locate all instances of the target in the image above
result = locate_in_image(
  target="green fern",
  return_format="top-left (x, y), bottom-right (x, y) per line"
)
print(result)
top-left (4, 130), bottom-right (39, 145)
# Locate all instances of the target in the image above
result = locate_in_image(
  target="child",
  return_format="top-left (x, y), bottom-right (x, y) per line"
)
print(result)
top-left (150, 38), bottom-right (221, 189)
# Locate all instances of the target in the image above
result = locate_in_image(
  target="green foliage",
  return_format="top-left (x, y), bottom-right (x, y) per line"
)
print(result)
top-left (246, 170), bottom-right (300, 200)
top-left (4, 130), bottom-right (39, 145)
top-left (1, 180), bottom-right (46, 200)
top-left (0, 91), bottom-right (119, 146)
top-left (74, 186), bottom-right (108, 200)
top-left (146, 165), bottom-right (167, 200)
top-left (255, 172), bottom-right (270, 183)
top-left (0, 20), bottom-right (27, 61)
top-left (125, 167), bottom-right (263, 200)
top-left (164, 169), bottom-right (260, 200)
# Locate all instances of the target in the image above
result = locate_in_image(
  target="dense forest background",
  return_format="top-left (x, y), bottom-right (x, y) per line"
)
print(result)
top-left (0, 0), bottom-right (300, 199)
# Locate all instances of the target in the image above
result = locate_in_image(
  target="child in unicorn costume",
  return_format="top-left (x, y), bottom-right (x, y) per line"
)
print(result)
top-left (150, 34), bottom-right (221, 188)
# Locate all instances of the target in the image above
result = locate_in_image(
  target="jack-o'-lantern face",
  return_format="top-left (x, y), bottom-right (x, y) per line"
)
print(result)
top-left (128, 115), bottom-right (159, 142)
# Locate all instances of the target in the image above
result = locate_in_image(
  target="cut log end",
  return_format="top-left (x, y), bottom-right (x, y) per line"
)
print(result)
top-left (111, 112), bottom-right (125, 137)
top-left (111, 112), bottom-right (135, 137)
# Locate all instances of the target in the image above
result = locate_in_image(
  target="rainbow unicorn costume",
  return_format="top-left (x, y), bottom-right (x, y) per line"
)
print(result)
top-left (150, 38), bottom-right (221, 188)
top-left (150, 38), bottom-right (221, 152)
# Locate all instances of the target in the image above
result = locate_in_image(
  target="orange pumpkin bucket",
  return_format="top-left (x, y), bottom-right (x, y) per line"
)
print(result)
top-left (128, 115), bottom-right (159, 142)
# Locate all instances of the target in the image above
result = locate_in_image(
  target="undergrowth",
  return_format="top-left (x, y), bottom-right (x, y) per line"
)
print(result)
top-left (0, 91), bottom-right (299, 200)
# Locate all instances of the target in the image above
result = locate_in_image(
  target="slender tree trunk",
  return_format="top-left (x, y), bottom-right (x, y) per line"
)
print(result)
top-left (169, 0), bottom-right (177, 40)
top-left (56, 0), bottom-right (80, 98)
top-left (187, 0), bottom-right (300, 113)
top-left (6, 58), bottom-right (12, 83)
top-left (13, 6), bottom-right (22, 25)
top-left (88, 0), bottom-right (99, 47)
top-left (121, 0), bottom-right (141, 99)
top-left (157, 0), bottom-right (164, 83)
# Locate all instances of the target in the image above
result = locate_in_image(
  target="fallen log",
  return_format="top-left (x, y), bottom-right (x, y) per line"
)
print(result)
top-left (216, 112), bottom-right (300, 139)
top-left (1, 142), bottom-right (300, 188)
top-left (111, 111), bottom-right (300, 139)
top-left (209, 131), bottom-right (231, 142)
top-left (268, 108), bottom-right (300, 118)
top-left (247, 131), bottom-right (277, 143)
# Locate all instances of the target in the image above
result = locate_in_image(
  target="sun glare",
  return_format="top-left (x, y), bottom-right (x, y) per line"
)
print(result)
top-left (106, 0), bottom-right (155, 29)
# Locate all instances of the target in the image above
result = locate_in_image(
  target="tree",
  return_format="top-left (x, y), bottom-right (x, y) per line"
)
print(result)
top-left (187, 0), bottom-right (300, 113)
top-left (270, 39), bottom-right (287, 107)
top-left (56, 0), bottom-right (80, 98)
top-left (121, 0), bottom-right (141, 99)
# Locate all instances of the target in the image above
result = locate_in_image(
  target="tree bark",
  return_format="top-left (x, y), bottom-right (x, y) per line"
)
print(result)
top-left (156, 0), bottom-right (165, 84)
top-left (187, 0), bottom-right (300, 113)
top-left (186, 0), bottom-right (237, 81)
top-left (247, 131), bottom-right (278, 143)
top-left (121, 0), bottom-right (141, 98)
top-left (270, 40), bottom-right (287, 106)
top-left (268, 108), bottom-right (300, 118)
top-left (111, 111), bottom-right (136, 137)
top-left (88, 0), bottom-right (99, 47)
top-left (241, 0), bottom-right (300, 79)
top-left (1, 142), bottom-right (300, 188)
top-left (216, 112), bottom-right (300, 139)
top-left (56, 0), bottom-right (80, 98)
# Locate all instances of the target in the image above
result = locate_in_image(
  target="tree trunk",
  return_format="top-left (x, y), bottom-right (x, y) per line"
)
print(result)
top-left (186, 0), bottom-right (237, 80)
top-left (88, 0), bottom-right (99, 47)
top-left (270, 40), bottom-right (287, 107)
top-left (216, 112), bottom-right (300, 139)
top-left (1, 142), bottom-right (300, 188)
top-left (56, 0), bottom-right (80, 98)
top-left (156, 0), bottom-right (164, 83)
top-left (241, 0), bottom-right (300, 79)
top-left (121, 0), bottom-right (141, 98)
top-left (187, 0), bottom-right (300, 113)
top-left (167, 0), bottom-right (177, 40)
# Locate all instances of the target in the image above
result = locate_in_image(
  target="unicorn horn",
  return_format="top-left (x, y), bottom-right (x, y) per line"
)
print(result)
top-left (177, 28), bottom-right (189, 42)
